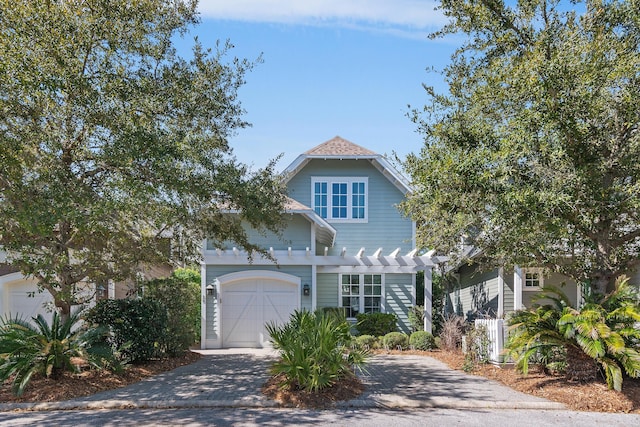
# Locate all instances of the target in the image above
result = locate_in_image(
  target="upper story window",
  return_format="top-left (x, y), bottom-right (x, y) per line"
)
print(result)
top-left (523, 268), bottom-right (544, 290)
top-left (312, 177), bottom-right (368, 222)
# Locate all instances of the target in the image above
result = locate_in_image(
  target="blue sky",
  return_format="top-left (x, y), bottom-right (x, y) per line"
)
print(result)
top-left (181, 1), bottom-right (457, 170)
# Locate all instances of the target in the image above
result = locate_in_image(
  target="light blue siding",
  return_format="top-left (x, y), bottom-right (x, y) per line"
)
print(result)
top-left (287, 159), bottom-right (413, 255)
top-left (206, 265), bottom-right (312, 311)
top-left (503, 271), bottom-right (514, 314)
top-left (452, 265), bottom-right (500, 321)
top-left (206, 214), bottom-right (311, 251)
top-left (522, 272), bottom-right (578, 308)
top-left (316, 273), bottom-right (339, 308)
top-left (385, 274), bottom-right (413, 333)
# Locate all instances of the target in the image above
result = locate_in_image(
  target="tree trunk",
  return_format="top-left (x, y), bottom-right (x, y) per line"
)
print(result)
top-left (565, 344), bottom-right (599, 382)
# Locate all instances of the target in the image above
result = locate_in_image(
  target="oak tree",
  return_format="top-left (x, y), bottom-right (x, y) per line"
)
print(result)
top-left (0, 0), bottom-right (286, 319)
top-left (403, 0), bottom-right (640, 294)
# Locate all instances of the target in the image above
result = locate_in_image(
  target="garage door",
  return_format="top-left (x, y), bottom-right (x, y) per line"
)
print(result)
top-left (8, 282), bottom-right (53, 323)
top-left (221, 278), bottom-right (298, 348)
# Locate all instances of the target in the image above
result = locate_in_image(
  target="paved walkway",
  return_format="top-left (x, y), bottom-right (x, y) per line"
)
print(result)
top-left (0, 350), bottom-right (564, 411)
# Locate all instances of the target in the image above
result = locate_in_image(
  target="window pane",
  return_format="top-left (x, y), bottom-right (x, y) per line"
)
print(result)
top-left (314, 181), bottom-right (328, 218)
top-left (373, 275), bottom-right (382, 284)
top-left (351, 275), bottom-right (359, 284)
top-left (364, 275), bottom-right (372, 284)
top-left (331, 183), bottom-right (348, 218)
top-left (373, 285), bottom-right (382, 295)
top-left (342, 275), bottom-right (350, 285)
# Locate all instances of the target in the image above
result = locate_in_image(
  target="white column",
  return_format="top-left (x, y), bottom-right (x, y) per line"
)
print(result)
top-left (576, 281), bottom-right (583, 309)
top-left (107, 279), bottom-right (115, 299)
top-left (200, 262), bottom-right (207, 350)
top-left (311, 264), bottom-right (317, 311)
top-left (423, 267), bottom-right (433, 333)
top-left (514, 265), bottom-right (523, 311)
top-left (497, 267), bottom-right (504, 318)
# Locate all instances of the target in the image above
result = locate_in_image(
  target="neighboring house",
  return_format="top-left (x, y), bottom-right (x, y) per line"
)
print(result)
top-left (0, 252), bottom-right (172, 322)
top-left (0, 263), bottom-right (55, 322)
top-left (446, 248), bottom-right (640, 321)
top-left (200, 136), bottom-right (441, 349)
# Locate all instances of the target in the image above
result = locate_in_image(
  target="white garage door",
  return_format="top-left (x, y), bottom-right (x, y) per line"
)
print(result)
top-left (8, 282), bottom-right (53, 323)
top-left (221, 278), bottom-right (298, 348)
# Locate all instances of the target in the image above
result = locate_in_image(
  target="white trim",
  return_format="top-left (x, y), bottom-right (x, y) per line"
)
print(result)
top-left (424, 267), bottom-right (433, 333)
top-left (514, 266), bottom-right (523, 310)
top-left (200, 263), bottom-right (207, 350)
top-left (338, 273), bottom-right (385, 319)
top-left (497, 268), bottom-right (505, 318)
top-left (311, 263), bottom-right (317, 311)
top-left (311, 176), bottom-right (369, 223)
top-left (522, 268), bottom-right (544, 291)
top-left (282, 152), bottom-right (412, 195)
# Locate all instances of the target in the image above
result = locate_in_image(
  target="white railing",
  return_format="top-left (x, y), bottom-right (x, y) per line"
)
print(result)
top-left (475, 318), bottom-right (505, 363)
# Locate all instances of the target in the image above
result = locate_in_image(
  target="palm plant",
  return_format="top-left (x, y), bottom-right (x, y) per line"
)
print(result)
top-left (0, 308), bottom-right (115, 396)
top-left (266, 309), bottom-right (368, 392)
top-left (506, 277), bottom-right (640, 391)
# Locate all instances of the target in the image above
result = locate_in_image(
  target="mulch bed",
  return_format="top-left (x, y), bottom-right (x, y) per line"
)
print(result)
top-left (413, 349), bottom-right (640, 414)
top-left (261, 373), bottom-right (365, 408)
top-left (0, 351), bottom-right (201, 403)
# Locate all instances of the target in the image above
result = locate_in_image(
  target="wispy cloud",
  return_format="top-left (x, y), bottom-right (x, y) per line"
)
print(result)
top-left (197, 0), bottom-right (445, 33)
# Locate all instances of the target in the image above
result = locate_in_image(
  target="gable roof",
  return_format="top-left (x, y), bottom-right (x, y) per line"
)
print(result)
top-left (282, 136), bottom-right (412, 195)
top-left (304, 136), bottom-right (377, 157)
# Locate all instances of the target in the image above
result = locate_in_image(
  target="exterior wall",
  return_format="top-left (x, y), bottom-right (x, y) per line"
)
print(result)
top-left (385, 273), bottom-right (414, 333)
top-left (286, 159), bottom-right (413, 255)
top-left (453, 264), bottom-right (500, 321)
top-left (205, 265), bottom-right (312, 309)
top-left (522, 271), bottom-right (578, 308)
top-left (206, 215), bottom-right (312, 251)
top-left (503, 270), bottom-right (515, 315)
top-left (316, 273), bottom-right (339, 308)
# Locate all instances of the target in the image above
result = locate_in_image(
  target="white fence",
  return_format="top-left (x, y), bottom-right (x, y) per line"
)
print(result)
top-left (474, 318), bottom-right (506, 363)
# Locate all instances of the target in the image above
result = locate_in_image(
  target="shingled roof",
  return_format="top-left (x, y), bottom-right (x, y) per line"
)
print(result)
top-left (282, 136), bottom-right (412, 195)
top-left (304, 136), bottom-right (377, 157)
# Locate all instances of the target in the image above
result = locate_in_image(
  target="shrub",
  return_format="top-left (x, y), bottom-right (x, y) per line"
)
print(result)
top-left (439, 315), bottom-right (465, 351)
top-left (354, 334), bottom-right (378, 350)
top-left (382, 332), bottom-right (409, 350)
top-left (356, 312), bottom-right (397, 336)
top-left (266, 310), bottom-right (368, 392)
top-left (407, 306), bottom-right (424, 332)
top-left (506, 277), bottom-right (640, 391)
top-left (143, 268), bottom-right (201, 355)
top-left (0, 309), bottom-right (116, 396)
top-left (462, 323), bottom-right (491, 371)
top-left (410, 331), bottom-right (436, 350)
top-left (85, 298), bottom-right (168, 363)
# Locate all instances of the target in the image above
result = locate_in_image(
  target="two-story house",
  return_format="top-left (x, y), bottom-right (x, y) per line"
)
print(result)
top-left (200, 136), bottom-right (439, 349)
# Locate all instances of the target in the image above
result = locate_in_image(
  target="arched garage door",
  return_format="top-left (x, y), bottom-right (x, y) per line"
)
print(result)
top-left (220, 271), bottom-right (299, 348)
top-left (0, 273), bottom-right (53, 322)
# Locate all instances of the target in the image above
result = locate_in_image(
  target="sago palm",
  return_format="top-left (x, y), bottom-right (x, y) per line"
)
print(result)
top-left (0, 308), bottom-right (115, 396)
top-left (506, 276), bottom-right (640, 391)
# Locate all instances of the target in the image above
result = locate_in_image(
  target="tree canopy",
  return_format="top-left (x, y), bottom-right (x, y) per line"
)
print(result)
top-left (0, 0), bottom-right (286, 317)
top-left (402, 0), bottom-right (640, 294)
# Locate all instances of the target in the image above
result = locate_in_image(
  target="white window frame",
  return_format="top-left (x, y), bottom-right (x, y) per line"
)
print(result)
top-left (311, 177), bottom-right (368, 223)
top-left (338, 273), bottom-right (384, 319)
top-left (522, 268), bottom-right (544, 291)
